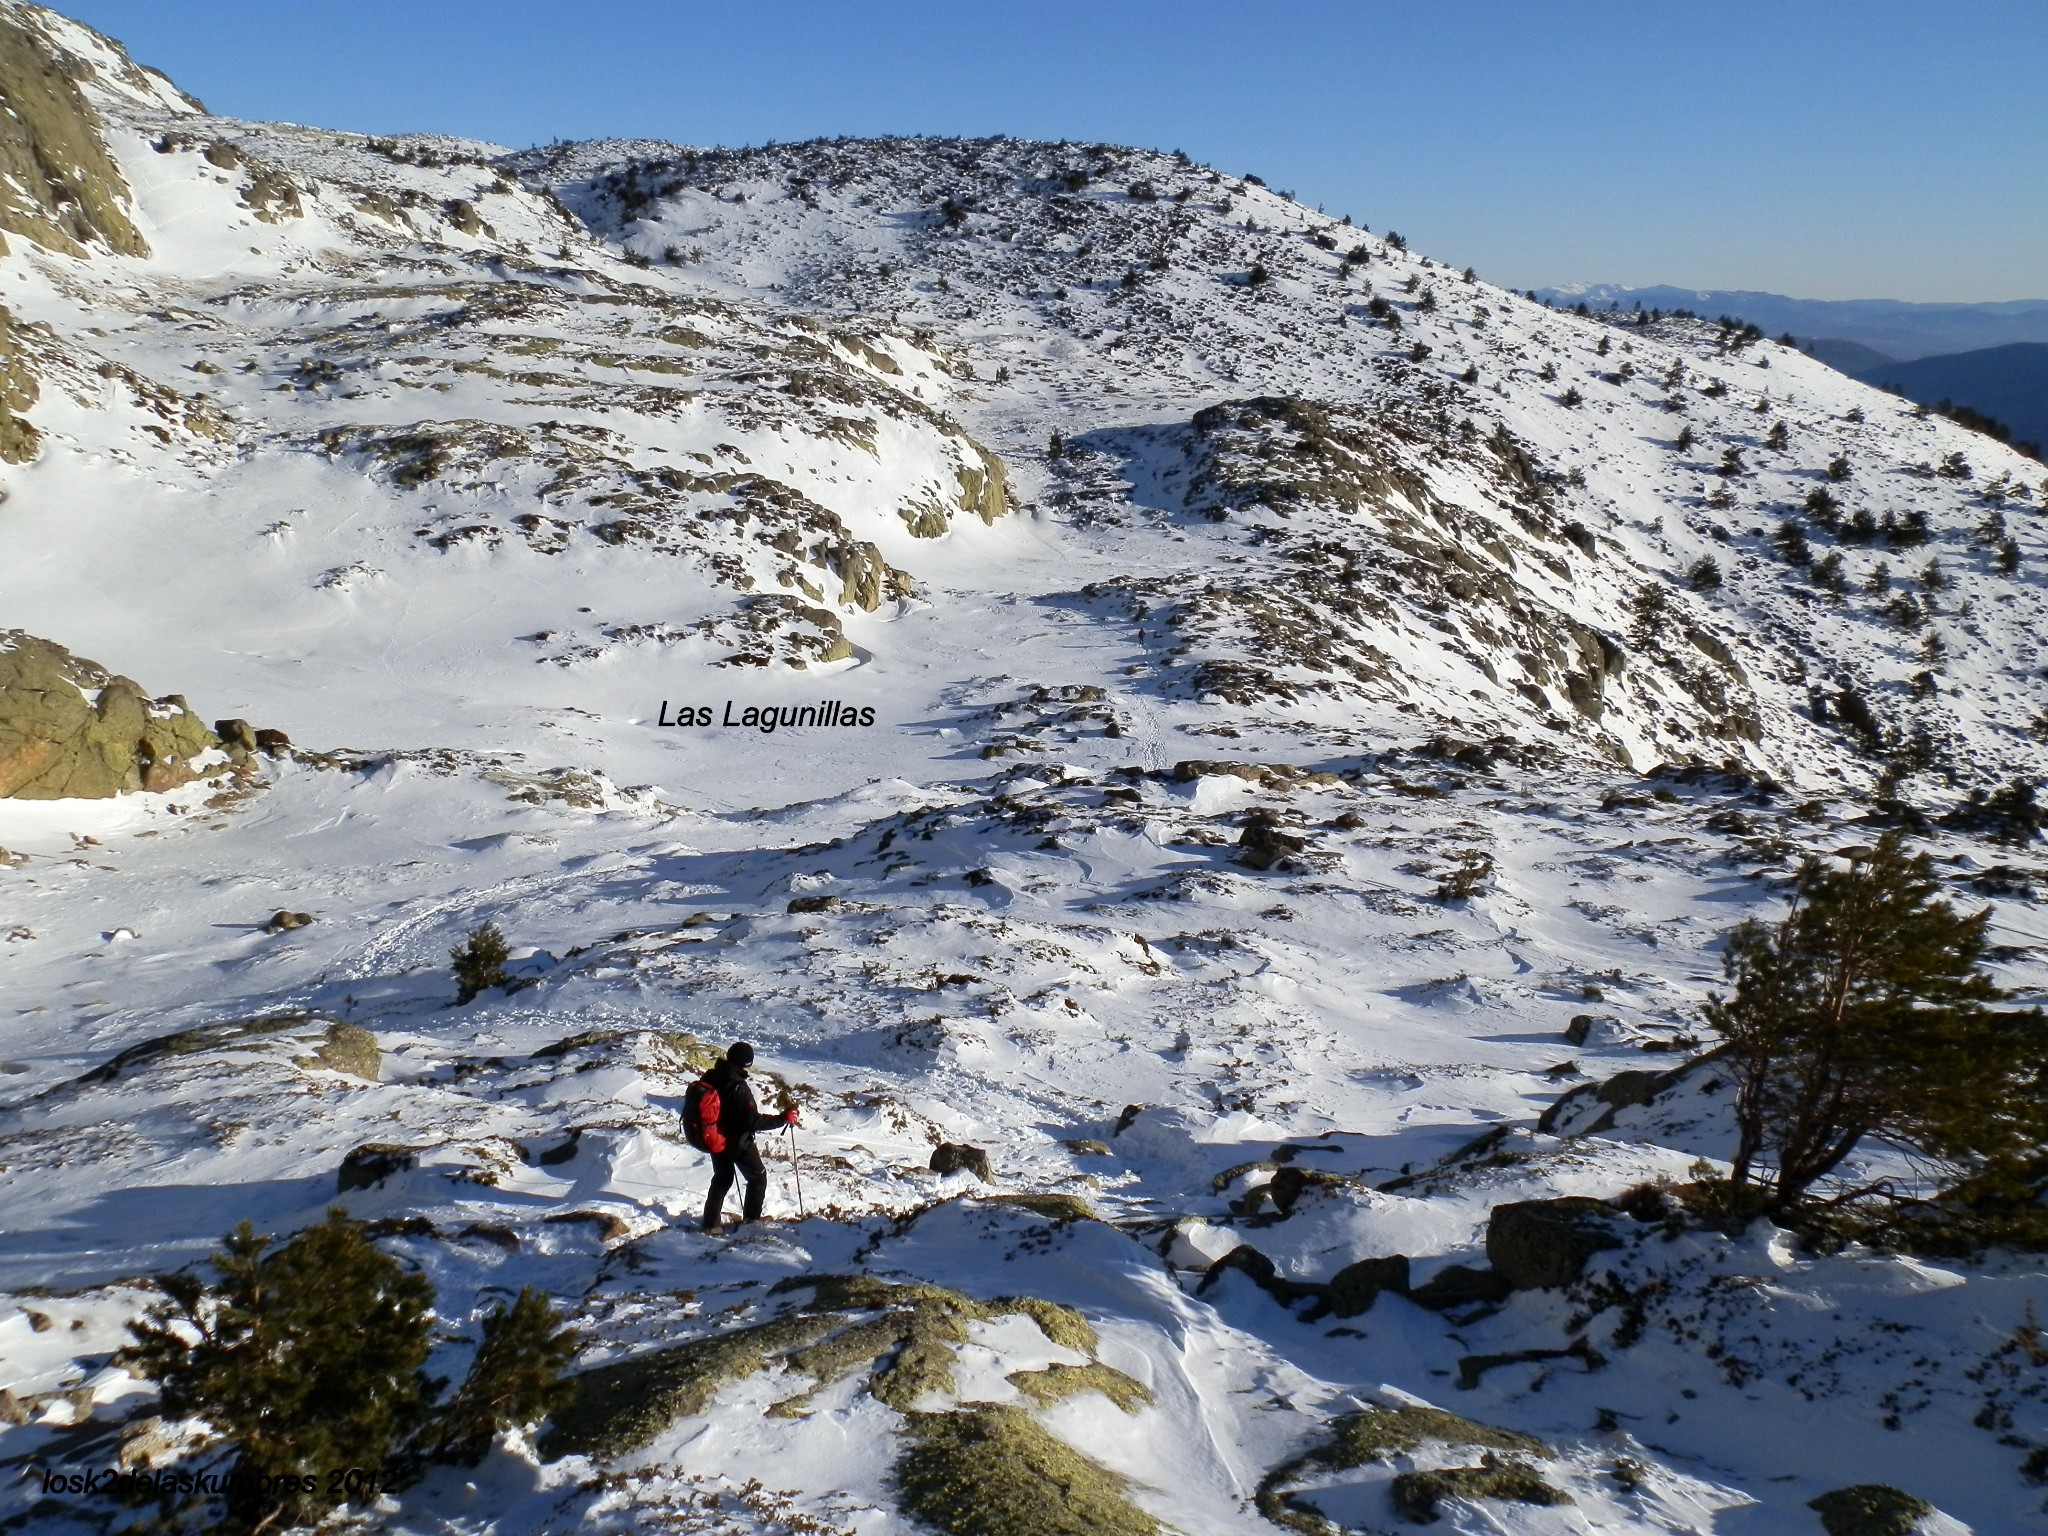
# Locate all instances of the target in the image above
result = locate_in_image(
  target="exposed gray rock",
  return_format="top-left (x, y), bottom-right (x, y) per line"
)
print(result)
top-left (1485, 1198), bottom-right (1626, 1290)
top-left (930, 1142), bottom-right (992, 1182)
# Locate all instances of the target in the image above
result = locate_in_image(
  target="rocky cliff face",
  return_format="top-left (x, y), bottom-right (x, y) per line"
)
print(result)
top-left (0, 631), bottom-right (219, 797)
top-left (0, 3), bottom-right (149, 259)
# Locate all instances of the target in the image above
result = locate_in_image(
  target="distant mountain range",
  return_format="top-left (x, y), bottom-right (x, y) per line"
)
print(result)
top-left (1853, 342), bottom-right (2048, 456)
top-left (1538, 285), bottom-right (2048, 456)
top-left (1535, 284), bottom-right (2048, 362)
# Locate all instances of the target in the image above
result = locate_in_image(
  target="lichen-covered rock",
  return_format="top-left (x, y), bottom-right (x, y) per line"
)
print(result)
top-left (301, 1022), bottom-right (378, 1082)
top-left (1808, 1484), bottom-right (1935, 1536)
top-left (0, 9), bottom-right (150, 258)
top-left (239, 165), bottom-right (302, 222)
top-left (443, 197), bottom-right (486, 235)
top-left (1391, 1456), bottom-right (1571, 1524)
top-left (954, 437), bottom-right (1010, 524)
top-left (1485, 1197), bottom-right (1625, 1290)
top-left (0, 305), bottom-right (40, 463)
top-left (0, 632), bottom-right (221, 798)
top-left (896, 1405), bottom-right (1157, 1536)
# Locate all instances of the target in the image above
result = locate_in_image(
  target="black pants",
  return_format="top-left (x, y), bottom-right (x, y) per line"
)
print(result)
top-left (703, 1140), bottom-right (766, 1228)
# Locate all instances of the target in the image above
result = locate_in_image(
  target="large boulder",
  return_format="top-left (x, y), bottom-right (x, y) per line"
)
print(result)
top-left (1326, 1254), bottom-right (1411, 1317)
top-left (1485, 1198), bottom-right (1625, 1290)
top-left (929, 1142), bottom-right (993, 1182)
top-left (0, 632), bottom-right (220, 798)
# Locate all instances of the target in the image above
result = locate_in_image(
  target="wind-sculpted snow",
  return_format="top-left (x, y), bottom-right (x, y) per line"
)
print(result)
top-left (1, 6), bottom-right (2046, 1533)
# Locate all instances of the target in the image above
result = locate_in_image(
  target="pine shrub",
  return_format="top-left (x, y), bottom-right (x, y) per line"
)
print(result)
top-left (1706, 833), bottom-right (2046, 1212)
top-left (1774, 520), bottom-right (1812, 566)
top-left (129, 1210), bottom-right (576, 1532)
top-left (1812, 552), bottom-right (1847, 600)
top-left (451, 921), bottom-right (512, 1004)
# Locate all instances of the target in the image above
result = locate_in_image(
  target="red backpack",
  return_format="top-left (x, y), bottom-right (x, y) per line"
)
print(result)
top-left (682, 1077), bottom-right (726, 1154)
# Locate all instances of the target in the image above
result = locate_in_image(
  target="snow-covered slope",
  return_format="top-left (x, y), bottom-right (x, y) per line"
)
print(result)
top-left (2, 6), bottom-right (2046, 1533)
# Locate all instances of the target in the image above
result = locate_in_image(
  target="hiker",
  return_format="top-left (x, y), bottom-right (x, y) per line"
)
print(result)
top-left (685, 1040), bottom-right (798, 1232)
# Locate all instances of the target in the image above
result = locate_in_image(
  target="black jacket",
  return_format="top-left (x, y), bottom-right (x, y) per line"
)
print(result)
top-left (707, 1058), bottom-right (778, 1146)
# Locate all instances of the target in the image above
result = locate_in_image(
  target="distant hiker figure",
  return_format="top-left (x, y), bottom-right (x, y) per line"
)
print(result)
top-left (683, 1040), bottom-right (798, 1232)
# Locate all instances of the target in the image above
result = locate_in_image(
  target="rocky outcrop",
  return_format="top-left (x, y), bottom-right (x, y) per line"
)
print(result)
top-left (0, 8), bottom-right (149, 258)
top-left (0, 305), bottom-right (38, 463)
top-left (1485, 1198), bottom-right (1625, 1290)
top-left (954, 437), bottom-right (1009, 524)
top-left (0, 632), bottom-right (221, 798)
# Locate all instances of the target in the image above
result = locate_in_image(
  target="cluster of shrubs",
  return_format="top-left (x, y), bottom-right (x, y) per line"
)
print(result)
top-left (128, 1210), bottom-right (577, 1532)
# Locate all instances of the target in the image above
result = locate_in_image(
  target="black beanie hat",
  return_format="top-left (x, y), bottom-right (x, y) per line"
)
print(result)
top-left (727, 1041), bottom-right (755, 1068)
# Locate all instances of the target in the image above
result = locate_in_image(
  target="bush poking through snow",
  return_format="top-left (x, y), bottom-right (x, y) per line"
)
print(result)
top-left (450, 921), bottom-right (512, 1004)
top-left (128, 1208), bottom-right (575, 1532)
top-left (895, 1405), bottom-right (1159, 1536)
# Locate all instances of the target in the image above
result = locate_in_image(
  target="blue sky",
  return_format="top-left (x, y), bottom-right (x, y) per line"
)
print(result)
top-left (62, 0), bottom-right (2047, 302)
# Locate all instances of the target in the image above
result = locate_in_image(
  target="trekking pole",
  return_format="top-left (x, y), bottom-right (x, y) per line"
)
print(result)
top-left (786, 1121), bottom-right (807, 1219)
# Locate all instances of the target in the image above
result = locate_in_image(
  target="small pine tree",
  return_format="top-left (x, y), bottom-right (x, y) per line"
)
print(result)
top-left (1827, 453), bottom-right (1852, 481)
top-left (1674, 426), bottom-right (1696, 453)
top-left (1774, 519), bottom-right (1812, 566)
top-left (131, 1212), bottom-right (577, 1530)
top-left (1811, 551), bottom-right (1847, 601)
top-left (1685, 555), bottom-right (1723, 591)
top-left (427, 1288), bottom-right (580, 1465)
top-left (1717, 446), bottom-right (1746, 477)
top-left (1627, 583), bottom-right (1672, 650)
top-left (1461, 363), bottom-right (1479, 384)
top-left (129, 1210), bottom-right (437, 1531)
top-left (451, 922), bottom-right (512, 1005)
top-left (1706, 834), bottom-right (2044, 1212)
top-left (1997, 537), bottom-right (2022, 575)
top-left (1765, 421), bottom-right (1789, 451)
top-left (1595, 334), bottom-right (1611, 356)
top-left (1047, 430), bottom-right (1063, 460)
top-left (1246, 262), bottom-right (1270, 286)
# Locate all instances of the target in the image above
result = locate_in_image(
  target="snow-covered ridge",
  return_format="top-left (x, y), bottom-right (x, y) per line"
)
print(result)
top-left (1, 7), bottom-right (2046, 1533)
